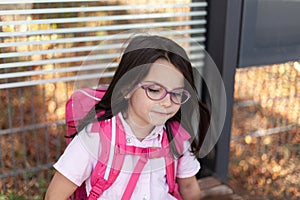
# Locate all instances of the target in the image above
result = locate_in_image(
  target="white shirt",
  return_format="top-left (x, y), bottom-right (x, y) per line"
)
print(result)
top-left (54, 114), bottom-right (200, 200)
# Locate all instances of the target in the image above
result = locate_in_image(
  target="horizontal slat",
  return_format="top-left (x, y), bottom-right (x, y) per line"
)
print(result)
top-left (188, 44), bottom-right (207, 51)
top-left (0, 37), bottom-right (206, 59)
top-left (0, 11), bottom-right (206, 26)
top-left (190, 54), bottom-right (205, 61)
top-left (177, 37), bottom-right (206, 44)
top-left (192, 61), bottom-right (204, 67)
top-left (0, 28), bottom-right (206, 48)
top-left (0, 71), bottom-right (115, 89)
top-left (0, 53), bottom-right (119, 69)
top-left (0, 63), bottom-right (118, 79)
top-left (0, 19), bottom-right (206, 37)
top-left (0, 44), bottom-right (123, 59)
top-left (0, 2), bottom-right (207, 15)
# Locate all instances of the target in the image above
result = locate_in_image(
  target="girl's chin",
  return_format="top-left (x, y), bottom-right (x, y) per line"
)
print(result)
top-left (150, 121), bottom-right (165, 126)
top-left (148, 112), bottom-right (170, 126)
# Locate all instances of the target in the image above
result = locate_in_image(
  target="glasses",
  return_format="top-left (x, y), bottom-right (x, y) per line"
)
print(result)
top-left (138, 81), bottom-right (191, 105)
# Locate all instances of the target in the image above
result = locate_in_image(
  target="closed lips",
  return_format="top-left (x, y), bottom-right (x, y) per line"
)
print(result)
top-left (152, 111), bottom-right (169, 115)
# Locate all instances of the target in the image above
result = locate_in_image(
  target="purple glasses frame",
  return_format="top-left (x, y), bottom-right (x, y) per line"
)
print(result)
top-left (138, 81), bottom-right (191, 105)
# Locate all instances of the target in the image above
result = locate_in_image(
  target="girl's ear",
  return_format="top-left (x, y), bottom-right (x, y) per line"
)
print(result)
top-left (124, 90), bottom-right (134, 100)
top-left (124, 93), bottom-right (131, 100)
top-left (121, 80), bottom-right (137, 99)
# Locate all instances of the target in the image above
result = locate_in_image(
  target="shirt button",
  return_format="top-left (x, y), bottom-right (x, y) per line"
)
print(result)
top-left (142, 195), bottom-right (148, 200)
top-left (126, 137), bottom-right (132, 143)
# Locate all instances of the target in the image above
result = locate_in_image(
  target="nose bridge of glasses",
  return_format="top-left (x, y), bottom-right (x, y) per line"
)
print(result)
top-left (160, 91), bottom-right (173, 104)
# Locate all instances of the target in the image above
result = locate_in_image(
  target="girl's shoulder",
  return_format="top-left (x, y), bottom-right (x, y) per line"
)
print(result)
top-left (75, 117), bottom-right (118, 160)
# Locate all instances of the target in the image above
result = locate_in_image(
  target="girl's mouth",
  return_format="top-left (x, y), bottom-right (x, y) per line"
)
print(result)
top-left (152, 111), bottom-right (170, 115)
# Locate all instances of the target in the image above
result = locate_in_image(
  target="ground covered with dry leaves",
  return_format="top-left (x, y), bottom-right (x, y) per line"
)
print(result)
top-left (228, 62), bottom-right (300, 200)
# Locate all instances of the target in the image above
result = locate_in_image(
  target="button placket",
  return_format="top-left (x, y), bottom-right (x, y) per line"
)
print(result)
top-left (141, 167), bottom-right (151, 200)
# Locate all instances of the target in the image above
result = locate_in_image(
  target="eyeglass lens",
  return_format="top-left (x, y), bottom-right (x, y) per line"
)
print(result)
top-left (140, 82), bottom-right (190, 104)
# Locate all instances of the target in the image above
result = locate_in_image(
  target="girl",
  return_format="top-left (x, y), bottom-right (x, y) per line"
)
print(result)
top-left (45, 35), bottom-right (210, 200)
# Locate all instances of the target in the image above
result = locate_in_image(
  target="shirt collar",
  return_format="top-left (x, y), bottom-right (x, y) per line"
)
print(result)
top-left (118, 113), bottom-right (164, 142)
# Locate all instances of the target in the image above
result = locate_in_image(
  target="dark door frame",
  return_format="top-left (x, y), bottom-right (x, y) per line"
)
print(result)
top-left (199, 0), bottom-right (243, 182)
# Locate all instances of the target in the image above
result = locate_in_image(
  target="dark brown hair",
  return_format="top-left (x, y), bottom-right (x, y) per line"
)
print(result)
top-left (74, 35), bottom-right (210, 158)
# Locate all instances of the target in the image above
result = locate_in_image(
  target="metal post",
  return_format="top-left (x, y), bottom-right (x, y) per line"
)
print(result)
top-left (204, 0), bottom-right (243, 182)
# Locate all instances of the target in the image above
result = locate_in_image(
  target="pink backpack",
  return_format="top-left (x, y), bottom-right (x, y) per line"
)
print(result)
top-left (66, 86), bottom-right (189, 200)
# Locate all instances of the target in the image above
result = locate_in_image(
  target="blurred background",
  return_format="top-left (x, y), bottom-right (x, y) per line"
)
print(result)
top-left (0, 0), bottom-right (299, 199)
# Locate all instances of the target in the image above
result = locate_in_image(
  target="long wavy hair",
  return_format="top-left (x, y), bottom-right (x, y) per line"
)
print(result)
top-left (73, 35), bottom-right (210, 158)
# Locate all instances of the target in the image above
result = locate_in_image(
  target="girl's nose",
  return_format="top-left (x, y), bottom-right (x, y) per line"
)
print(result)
top-left (160, 93), bottom-right (172, 107)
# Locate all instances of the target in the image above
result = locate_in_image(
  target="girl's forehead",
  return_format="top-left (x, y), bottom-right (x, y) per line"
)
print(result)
top-left (143, 59), bottom-right (185, 88)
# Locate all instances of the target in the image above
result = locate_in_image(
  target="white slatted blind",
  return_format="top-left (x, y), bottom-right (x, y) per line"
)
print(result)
top-left (0, 0), bottom-right (207, 89)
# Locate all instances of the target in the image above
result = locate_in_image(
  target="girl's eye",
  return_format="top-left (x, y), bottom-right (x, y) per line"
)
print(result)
top-left (147, 87), bottom-right (161, 93)
top-left (172, 92), bottom-right (182, 98)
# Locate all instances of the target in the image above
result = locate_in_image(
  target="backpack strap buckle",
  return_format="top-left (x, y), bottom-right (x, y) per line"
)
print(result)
top-left (88, 184), bottom-right (103, 200)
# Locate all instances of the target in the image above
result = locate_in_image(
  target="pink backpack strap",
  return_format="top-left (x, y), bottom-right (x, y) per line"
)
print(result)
top-left (165, 157), bottom-right (182, 200)
top-left (121, 154), bottom-right (147, 200)
top-left (161, 129), bottom-right (180, 199)
top-left (121, 126), bottom-right (185, 200)
top-left (85, 118), bottom-right (189, 200)
top-left (88, 117), bottom-right (157, 200)
top-left (163, 121), bottom-right (191, 200)
top-left (88, 117), bottom-right (126, 200)
top-left (119, 143), bottom-right (171, 199)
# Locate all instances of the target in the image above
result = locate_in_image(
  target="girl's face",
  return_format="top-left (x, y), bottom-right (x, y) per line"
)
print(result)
top-left (126, 58), bottom-right (184, 130)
